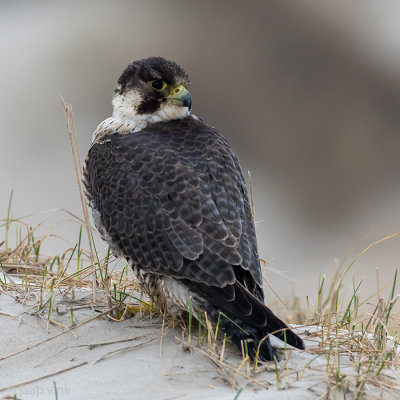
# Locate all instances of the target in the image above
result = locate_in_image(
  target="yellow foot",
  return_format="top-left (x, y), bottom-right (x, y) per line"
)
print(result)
top-left (125, 302), bottom-right (159, 315)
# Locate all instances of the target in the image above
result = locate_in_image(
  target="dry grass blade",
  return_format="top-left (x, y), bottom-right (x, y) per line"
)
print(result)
top-left (91, 337), bottom-right (159, 364)
top-left (61, 97), bottom-right (97, 303)
top-left (0, 362), bottom-right (88, 393)
top-left (232, 355), bottom-right (250, 389)
top-left (0, 304), bottom-right (120, 362)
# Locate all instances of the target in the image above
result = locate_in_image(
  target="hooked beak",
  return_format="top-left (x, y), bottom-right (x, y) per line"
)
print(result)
top-left (166, 85), bottom-right (192, 110)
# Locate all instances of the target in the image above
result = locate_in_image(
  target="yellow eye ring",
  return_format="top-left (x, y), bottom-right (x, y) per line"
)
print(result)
top-left (148, 80), bottom-right (167, 91)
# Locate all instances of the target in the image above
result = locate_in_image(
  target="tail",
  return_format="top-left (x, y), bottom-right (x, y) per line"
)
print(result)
top-left (217, 306), bottom-right (305, 361)
top-left (184, 279), bottom-right (305, 361)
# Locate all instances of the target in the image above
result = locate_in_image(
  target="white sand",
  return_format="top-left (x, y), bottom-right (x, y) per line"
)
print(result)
top-left (0, 289), bottom-right (396, 400)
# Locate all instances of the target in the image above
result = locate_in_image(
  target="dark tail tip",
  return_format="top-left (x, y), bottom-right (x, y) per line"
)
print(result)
top-left (279, 327), bottom-right (305, 350)
top-left (262, 307), bottom-right (305, 350)
top-left (251, 327), bottom-right (305, 362)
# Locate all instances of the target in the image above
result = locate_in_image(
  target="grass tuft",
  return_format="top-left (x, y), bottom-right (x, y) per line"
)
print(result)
top-left (2, 196), bottom-right (400, 397)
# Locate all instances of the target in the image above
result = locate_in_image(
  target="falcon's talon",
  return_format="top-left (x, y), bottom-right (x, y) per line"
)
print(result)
top-left (83, 57), bottom-right (305, 361)
top-left (124, 303), bottom-right (156, 315)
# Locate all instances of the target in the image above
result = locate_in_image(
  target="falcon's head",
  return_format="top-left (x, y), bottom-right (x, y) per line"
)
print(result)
top-left (112, 57), bottom-right (191, 127)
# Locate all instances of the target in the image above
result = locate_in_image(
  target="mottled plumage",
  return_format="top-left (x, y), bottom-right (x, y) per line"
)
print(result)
top-left (83, 57), bottom-right (304, 360)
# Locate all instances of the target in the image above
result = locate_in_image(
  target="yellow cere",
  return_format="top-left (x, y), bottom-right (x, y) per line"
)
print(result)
top-left (173, 84), bottom-right (184, 94)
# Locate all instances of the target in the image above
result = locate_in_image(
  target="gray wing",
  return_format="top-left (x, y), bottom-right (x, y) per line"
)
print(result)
top-left (84, 117), bottom-right (263, 295)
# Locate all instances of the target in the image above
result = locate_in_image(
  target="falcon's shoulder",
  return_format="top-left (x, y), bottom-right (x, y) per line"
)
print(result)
top-left (84, 116), bottom-right (262, 292)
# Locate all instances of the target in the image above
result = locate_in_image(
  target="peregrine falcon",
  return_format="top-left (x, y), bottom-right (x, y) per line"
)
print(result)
top-left (83, 57), bottom-right (304, 360)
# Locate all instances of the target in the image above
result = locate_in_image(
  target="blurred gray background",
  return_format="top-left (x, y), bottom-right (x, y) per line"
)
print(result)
top-left (1, 0), bottom-right (400, 307)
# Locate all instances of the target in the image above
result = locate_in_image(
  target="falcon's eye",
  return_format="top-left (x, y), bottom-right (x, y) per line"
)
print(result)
top-left (148, 80), bottom-right (167, 91)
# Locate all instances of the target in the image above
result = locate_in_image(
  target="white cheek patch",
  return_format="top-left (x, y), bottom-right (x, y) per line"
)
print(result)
top-left (92, 90), bottom-right (190, 143)
top-left (112, 90), bottom-right (142, 120)
top-left (91, 89), bottom-right (190, 143)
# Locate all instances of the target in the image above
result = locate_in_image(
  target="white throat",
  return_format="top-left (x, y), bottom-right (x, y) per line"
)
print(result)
top-left (92, 91), bottom-right (190, 143)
